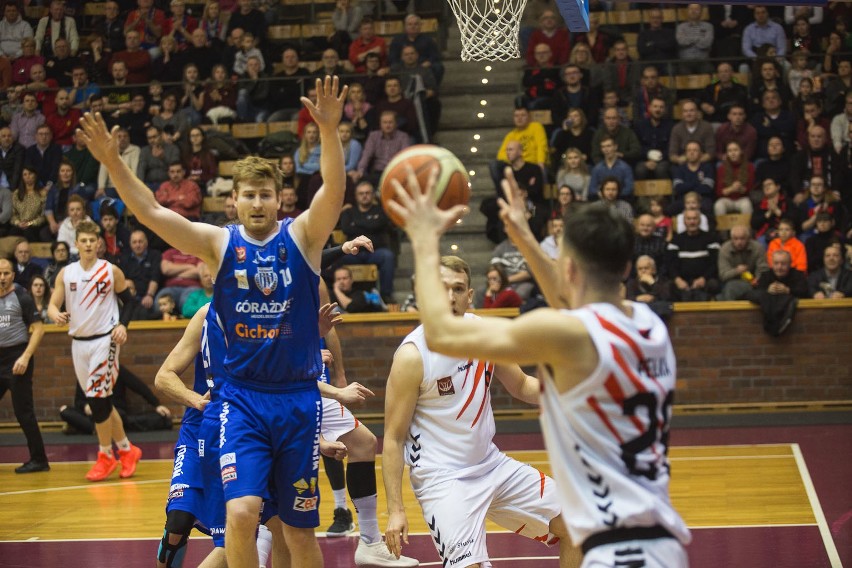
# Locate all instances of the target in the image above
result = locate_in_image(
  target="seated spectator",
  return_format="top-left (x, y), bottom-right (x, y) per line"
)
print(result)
top-left (153, 35), bottom-right (184, 84)
top-left (12, 240), bottom-right (43, 287)
top-left (548, 185), bottom-right (576, 222)
top-left (667, 208), bottom-right (721, 301)
top-left (767, 218), bottom-right (807, 272)
top-left (157, 293), bottom-right (179, 320)
top-left (0, 125), bottom-right (24, 191)
top-left (717, 225), bottom-right (769, 300)
top-left (0, 183), bottom-right (11, 237)
top-left (493, 140), bottom-right (544, 203)
top-left (119, 229), bottom-right (161, 320)
top-left (164, 0), bottom-right (197, 51)
top-left (752, 177), bottom-right (789, 245)
top-left (28, 273), bottom-right (51, 322)
top-left (182, 127), bottom-right (217, 192)
top-left (199, 65), bottom-right (236, 125)
top-left (294, 122), bottom-right (322, 202)
top-left (183, 28), bottom-right (221, 81)
top-left (296, 86), bottom-right (318, 139)
top-left (352, 110), bottom-right (410, 187)
top-left (788, 50), bottom-right (815, 99)
top-left (117, 92), bottom-right (152, 147)
top-left (637, 8), bottom-right (677, 68)
top-left (642, 195), bottom-right (673, 241)
top-left (56, 195), bottom-right (92, 258)
top-left (97, 1), bottom-right (125, 58)
top-left (155, 162), bottom-right (202, 221)
top-left (754, 136), bottom-right (792, 200)
top-left (555, 148), bottom-right (590, 201)
top-left (591, 107), bottom-right (642, 166)
top-left (349, 18), bottom-right (387, 73)
top-left (574, 12), bottom-right (611, 64)
top-left (11, 38), bottom-right (42, 87)
top-left (747, 249), bottom-right (808, 336)
top-left (35, 0), bottom-right (79, 57)
top-left (791, 77), bottom-right (820, 121)
top-left (626, 255), bottom-right (674, 304)
top-left (176, 63), bottom-right (204, 126)
top-left (598, 177), bottom-right (634, 222)
top-left (278, 154), bottom-right (301, 197)
top-left (9, 166), bottom-right (46, 242)
top-left (388, 13), bottom-right (444, 85)
top-left (358, 52), bottom-right (389, 105)
top-left (791, 127), bottom-right (840, 205)
top-left (343, 82), bottom-right (374, 143)
top-left (268, 48), bottom-right (311, 122)
top-left (43, 239), bottom-right (70, 287)
top-left (797, 176), bottom-right (846, 240)
top-left (329, 0), bottom-right (362, 58)
top-left (156, 245), bottom-right (201, 312)
top-left (124, 0), bottom-right (167, 53)
top-left (550, 64), bottom-right (598, 130)
top-left (525, 9), bottom-right (570, 67)
top-left (138, 126), bottom-right (180, 190)
top-left (602, 39), bottom-right (639, 107)
top-left (0, 4), bottom-right (33, 61)
top-left (9, 93), bottom-right (44, 150)
top-left (808, 242), bottom-right (852, 298)
top-left (226, 0), bottom-right (266, 41)
top-left (391, 45), bottom-right (441, 138)
top-left (316, 49), bottom-right (353, 85)
top-left (830, 92), bottom-right (852, 154)
top-left (44, 90), bottom-right (81, 150)
top-left (209, 194), bottom-right (238, 226)
top-left (338, 181), bottom-right (396, 302)
top-left (795, 98), bottom-right (830, 151)
top-left (181, 261), bottom-right (214, 318)
top-left (490, 238), bottom-right (535, 300)
top-left (482, 264), bottom-right (522, 309)
top-left (699, 62), bottom-right (749, 123)
top-left (589, 136), bottom-right (634, 200)
top-left (99, 203), bottom-right (129, 260)
top-left (549, 107), bottom-right (594, 167)
top-left (45, 38), bottom-right (81, 88)
top-left (112, 30), bottom-right (152, 85)
top-left (102, 60), bottom-right (134, 114)
top-left (715, 105), bottom-right (757, 162)
top-left (596, 90), bottom-right (631, 130)
top-left (277, 186), bottom-right (302, 220)
top-left (235, 55), bottom-right (270, 123)
top-left (539, 216), bottom-right (563, 259)
top-left (751, 89), bottom-right (796, 160)
top-left (232, 32), bottom-right (264, 77)
top-left (805, 212), bottom-right (844, 273)
top-left (634, 213), bottom-right (671, 278)
top-left (199, 0), bottom-right (229, 46)
top-left (152, 92), bottom-right (190, 145)
top-left (676, 3), bottom-right (714, 74)
top-left (714, 141), bottom-right (755, 218)
top-left (742, 6), bottom-right (787, 62)
top-left (634, 97), bottom-right (674, 181)
top-left (669, 100), bottom-right (715, 165)
top-left (672, 141), bottom-right (715, 214)
top-left (23, 125), bottom-right (61, 187)
top-left (633, 66), bottom-right (675, 122)
top-left (339, 121), bottom-right (363, 180)
top-left (331, 265), bottom-right (386, 313)
top-left (375, 76), bottom-right (419, 140)
top-left (674, 191), bottom-right (711, 234)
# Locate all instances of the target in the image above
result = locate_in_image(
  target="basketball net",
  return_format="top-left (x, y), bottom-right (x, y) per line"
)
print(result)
top-left (447, 0), bottom-right (529, 61)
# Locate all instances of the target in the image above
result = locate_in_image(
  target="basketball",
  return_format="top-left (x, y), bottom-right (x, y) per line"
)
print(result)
top-left (379, 145), bottom-right (471, 227)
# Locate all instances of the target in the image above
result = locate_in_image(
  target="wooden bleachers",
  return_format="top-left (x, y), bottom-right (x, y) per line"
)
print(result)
top-left (715, 213), bottom-right (752, 231)
top-left (30, 242), bottom-right (53, 259)
top-left (348, 264), bottom-right (379, 284)
top-left (202, 196), bottom-right (226, 214)
top-left (634, 179), bottom-right (673, 198)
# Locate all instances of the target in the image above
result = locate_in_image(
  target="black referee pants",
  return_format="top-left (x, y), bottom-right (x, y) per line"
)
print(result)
top-left (0, 343), bottom-right (47, 463)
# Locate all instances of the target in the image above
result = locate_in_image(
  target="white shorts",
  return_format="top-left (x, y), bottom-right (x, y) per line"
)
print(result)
top-left (71, 334), bottom-right (119, 398)
top-left (582, 537), bottom-right (688, 568)
top-left (411, 451), bottom-right (561, 567)
top-left (321, 397), bottom-right (359, 442)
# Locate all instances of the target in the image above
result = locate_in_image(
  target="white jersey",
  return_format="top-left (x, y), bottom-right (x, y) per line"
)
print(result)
top-left (64, 259), bottom-right (120, 338)
top-left (401, 314), bottom-right (498, 472)
top-left (538, 302), bottom-right (691, 547)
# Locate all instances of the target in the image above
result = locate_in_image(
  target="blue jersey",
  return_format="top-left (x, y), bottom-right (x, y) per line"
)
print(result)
top-left (318, 337), bottom-right (328, 385)
top-left (213, 221), bottom-right (322, 392)
top-left (180, 303), bottom-right (225, 428)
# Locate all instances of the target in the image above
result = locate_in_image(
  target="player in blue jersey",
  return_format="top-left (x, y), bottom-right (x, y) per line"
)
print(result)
top-left (80, 76), bottom-right (349, 568)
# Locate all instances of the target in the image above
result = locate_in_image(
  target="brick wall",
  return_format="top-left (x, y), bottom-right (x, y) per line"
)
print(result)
top-left (2, 302), bottom-right (850, 423)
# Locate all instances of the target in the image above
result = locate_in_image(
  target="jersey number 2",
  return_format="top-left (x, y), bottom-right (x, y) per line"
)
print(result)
top-left (620, 390), bottom-right (673, 480)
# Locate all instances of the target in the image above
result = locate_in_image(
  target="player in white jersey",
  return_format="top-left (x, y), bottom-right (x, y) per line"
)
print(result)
top-left (48, 220), bottom-right (143, 482)
top-left (385, 168), bottom-right (691, 568)
top-left (383, 256), bottom-right (580, 568)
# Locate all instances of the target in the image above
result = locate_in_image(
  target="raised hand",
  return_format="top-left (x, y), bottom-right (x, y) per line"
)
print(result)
top-left (386, 165), bottom-right (469, 239)
top-left (300, 76), bottom-right (348, 130)
top-left (77, 112), bottom-right (120, 165)
top-left (342, 234), bottom-right (374, 255)
top-left (318, 302), bottom-right (343, 337)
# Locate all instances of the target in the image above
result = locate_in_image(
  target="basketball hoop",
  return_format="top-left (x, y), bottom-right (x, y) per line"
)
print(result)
top-left (446, 0), bottom-right (529, 61)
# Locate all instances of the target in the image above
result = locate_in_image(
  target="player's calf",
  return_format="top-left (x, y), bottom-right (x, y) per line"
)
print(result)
top-left (157, 510), bottom-right (195, 568)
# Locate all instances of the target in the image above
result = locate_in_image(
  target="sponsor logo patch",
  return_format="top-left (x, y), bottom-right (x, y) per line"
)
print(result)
top-left (293, 496), bottom-right (318, 512)
top-left (235, 246), bottom-right (246, 263)
top-left (221, 465), bottom-right (237, 483)
top-left (234, 269), bottom-right (249, 289)
top-left (198, 438), bottom-right (205, 457)
top-left (254, 266), bottom-right (278, 295)
top-left (278, 244), bottom-right (287, 262)
top-left (70, 282), bottom-right (77, 291)
top-left (437, 376), bottom-right (455, 396)
top-left (293, 478), bottom-right (309, 495)
top-left (220, 452), bottom-right (236, 467)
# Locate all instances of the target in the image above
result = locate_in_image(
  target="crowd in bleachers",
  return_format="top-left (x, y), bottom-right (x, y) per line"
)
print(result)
top-left (484, 1), bottom-right (852, 313)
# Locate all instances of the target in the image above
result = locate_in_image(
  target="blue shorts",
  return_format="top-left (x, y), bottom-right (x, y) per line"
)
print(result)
top-left (200, 401), bottom-right (226, 548)
top-left (166, 421), bottom-right (205, 521)
top-left (219, 381), bottom-right (322, 529)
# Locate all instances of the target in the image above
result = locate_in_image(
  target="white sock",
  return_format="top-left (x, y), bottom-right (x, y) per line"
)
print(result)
top-left (99, 445), bottom-right (113, 455)
top-left (352, 494), bottom-right (380, 544)
top-left (116, 438), bottom-right (131, 451)
top-left (256, 524), bottom-right (272, 568)
top-left (333, 488), bottom-right (347, 510)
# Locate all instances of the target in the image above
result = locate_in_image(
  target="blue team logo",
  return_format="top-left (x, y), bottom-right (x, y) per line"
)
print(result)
top-left (254, 250), bottom-right (275, 264)
top-left (278, 244), bottom-right (287, 263)
top-left (254, 266), bottom-right (278, 295)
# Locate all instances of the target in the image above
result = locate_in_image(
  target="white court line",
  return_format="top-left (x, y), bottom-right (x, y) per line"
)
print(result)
top-left (792, 443), bottom-right (843, 568)
top-left (418, 557), bottom-right (558, 566)
top-left (0, 478), bottom-right (170, 497)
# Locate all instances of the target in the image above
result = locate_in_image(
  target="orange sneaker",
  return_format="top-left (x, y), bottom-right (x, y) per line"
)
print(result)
top-left (117, 444), bottom-right (142, 478)
top-left (86, 451), bottom-right (118, 482)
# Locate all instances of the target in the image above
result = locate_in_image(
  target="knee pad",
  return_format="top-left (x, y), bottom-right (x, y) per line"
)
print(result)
top-left (157, 528), bottom-right (189, 568)
top-left (87, 396), bottom-right (113, 423)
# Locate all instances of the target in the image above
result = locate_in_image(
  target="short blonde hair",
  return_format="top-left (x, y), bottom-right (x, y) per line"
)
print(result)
top-left (232, 156), bottom-right (282, 194)
top-left (440, 255), bottom-right (471, 288)
top-left (76, 220), bottom-right (101, 240)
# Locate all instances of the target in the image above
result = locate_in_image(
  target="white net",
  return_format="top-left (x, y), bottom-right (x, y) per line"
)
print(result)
top-left (447, 0), bottom-right (529, 61)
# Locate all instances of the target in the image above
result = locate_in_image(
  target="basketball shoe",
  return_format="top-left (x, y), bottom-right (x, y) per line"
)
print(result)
top-left (86, 451), bottom-right (118, 481)
top-left (327, 507), bottom-right (355, 537)
top-left (118, 444), bottom-right (143, 478)
top-left (354, 539), bottom-right (419, 567)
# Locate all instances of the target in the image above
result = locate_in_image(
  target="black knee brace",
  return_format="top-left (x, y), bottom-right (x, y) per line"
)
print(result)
top-left (346, 461), bottom-right (377, 500)
top-left (87, 396), bottom-right (113, 423)
top-left (158, 510), bottom-right (196, 568)
top-left (323, 453), bottom-right (346, 490)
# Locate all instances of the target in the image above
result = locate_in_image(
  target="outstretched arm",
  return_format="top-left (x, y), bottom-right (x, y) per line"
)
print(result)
top-left (77, 113), bottom-right (225, 268)
top-left (154, 306), bottom-right (210, 411)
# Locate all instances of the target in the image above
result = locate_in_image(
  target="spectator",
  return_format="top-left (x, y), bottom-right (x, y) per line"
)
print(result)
top-left (343, 81), bottom-right (373, 143)
top-left (277, 186), bottom-right (302, 220)
top-left (55, 195), bottom-right (91, 257)
top-left (0, 3), bottom-right (33, 60)
top-left (550, 64), bottom-right (598, 130)
top-left (44, 160), bottom-right (86, 237)
top-left (481, 264), bottom-right (522, 308)
top-left (152, 92), bottom-right (190, 145)
top-left (676, 3), bottom-right (714, 74)
top-left (742, 5), bottom-right (787, 59)
top-left (672, 141), bottom-right (715, 213)
top-left (642, 195), bottom-right (673, 241)
top-left (797, 175), bottom-right (846, 240)
top-left (34, 0), bottom-right (79, 57)
top-left (700, 62), bottom-right (749, 124)
top-left (674, 192), bottom-right (711, 235)
top-left (329, 0), bottom-right (362, 58)
top-left (633, 66), bottom-right (675, 122)
top-left (0, 184), bottom-right (11, 237)
top-left (714, 141), bottom-right (755, 218)
top-left (117, 93), bottom-right (152, 148)
top-left (795, 97), bottom-right (830, 151)
top-left (331, 265), bottom-right (386, 313)
top-left (791, 126), bottom-right (839, 202)
top-left (375, 76), bottom-right (419, 139)
top-left (339, 121), bottom-right (363, 180)
top-left (157, 293), bottom-right (178, 320)
top-left (490, 237), bottom-right (535, 300)
top-left (96, 127), bottom-right (140, 215)
top-left (749, 58), bottom-right (792, 111)
top-left (65, 130), bottom-right (98, 192)
top-left (808, 242), bottom-right (852, 298)
top-left (9, 169), bottom-right (46, 243)
top-left (755, 136), bottom-right (792, 199)
top-left (574, 12), bottom-right (610, 64)
top-left (830, 91), bottom-right (852, 153)
top-left (316, 48), bottom-right (352, 84)
top-left (124, 0), bottom-right (167, 52)
top-left (294, 122), bottom-right (322, 198)
top-left (717, 224), bottom-right (769, 300)
top-left (11, 37), bottom-right (43, 87)
top-left (591, 107), bottom-right (642, 165)
top-left (539, 216), bottom-right (563, 259)
top-left (715, 104), bottom-right (757, 162)
top-left (295, 86), bottom-right (318, 138)
top-left (232, 31), bottom-right (264, 76)
top-left (43, 240), bottom-right (69, 288)
top-left (589, 136), bottom-right (634, 199)
top-left (805, 213), bottom-right (843, 273)
top-left (45, 37), bottom-right (81, 87)
top-left (788, 50), bottom-right (814, 98)
top-left (766, 217), bottom-right (807, 272)
top-left (212, 194), bottom-right (238, 227)
top-left (338, 181), bottom-right (396, 302)
top-left (637, 8), bottom-right (677, 68)
top-left (164, 0), bottom-right (198, 51)
top-left (388, 14), bottom-right (443, 85)
top-left (176, 62), bottom-right (204, 126)
top-left (747, 249), bottom-right (808, 336)
top-left (268, 48), bottom-right (310, 122)
top-left (9, 93), bottom-right (44, 149)
top-left (0, 125), bottom-right (24, 191)
top-left (183, 28), bottom-right (220, 80)
top-left (358, 52), bottom-right (388, 105)
top-left (525, 10), bottom-right (570, 67)
top-left (669, 100), bottom-right (715, 164)
top-left (493, 140), bottom-right (543, 203)
top-left (548, 184), bottom-right (577, 220)
top-left (154, 162), bottom-right (202, 221)
top-left (392, 45), bottom-right (441, 138)
top-left (199, 64), bottom-right (236, 124)
top-left (99, 1), bottom-right (125, 56)
top-left (235, 55), bottom-right (269, 122)
top-left (634, 212), bottom-right (671, 278)
top-left (625, 255), bottom-right (674, 304)
top-left (138, 126), bottom-right (180, 190)
top-left (181, 261), bottom-right (214, 318)
top-left (24, 124), bottom-right (61, 188)
top-left (182, 127), bottom-right (217, 191)
top-left (555, 148), bottom-right (590, 201)
top-left (156, 245), bottom-right (201, 312)
top-left (111, 30), bottom-right (152, 85)
top-left (602, 39), bottom-right (640, 107)
top-left (668, 208), bottom-right (721, 301)
top-left (752, 177), bottom-right (789, 245)
top-left (152, 34), bottom-right (183, 84)
top-left (11, 241), bottom-right (42, 289)
top-left (278, 154), bottom-right (300, 198)
top-left (550, 108), bottom-right (594, 169)
top-left (598, 177), bottom-right (633, 222)
top-left (44, 90), bottom-right (80, 150)
top-left (349, 18), bottom-right (387, 73)
top-left (102, 60), bottom-right (134, 114)
top-left (226, 0), bottom-right (267, 45)
top-left (98, 204), bottom-right (129, 260)
top-left (353, 110), bottom-right (410, 186)
top-left (119, 229), bottom-right (161, 320)
top-left (634, 96), bottom-right (674, 181)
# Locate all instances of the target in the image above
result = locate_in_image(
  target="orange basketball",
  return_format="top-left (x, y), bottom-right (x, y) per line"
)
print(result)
top-left (379, 144), bottom-right (471, 227)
